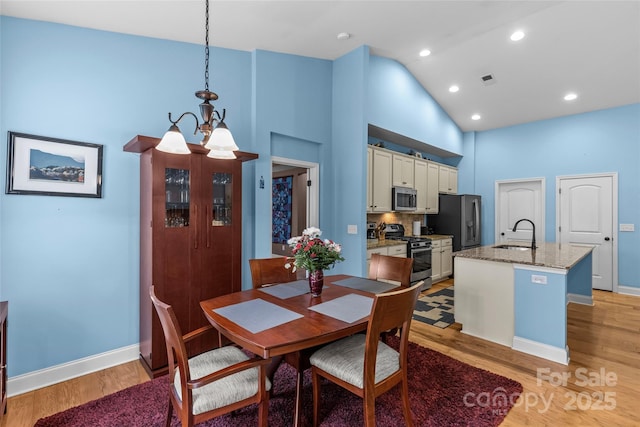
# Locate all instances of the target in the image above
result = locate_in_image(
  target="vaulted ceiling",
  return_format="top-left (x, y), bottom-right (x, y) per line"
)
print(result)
top-left (2, 1), bottom-right (639, 131)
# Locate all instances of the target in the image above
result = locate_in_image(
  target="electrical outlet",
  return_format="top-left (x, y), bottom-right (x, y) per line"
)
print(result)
top-left (531, 275), bottom-right (547, 284)
top-left (347, 225), bottom-right (357, 234)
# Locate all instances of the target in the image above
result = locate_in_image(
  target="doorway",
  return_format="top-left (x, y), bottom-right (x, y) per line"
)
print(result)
top-left (271, 156), bottom-right (319, 257)
top-left (557, 174), bottom-right (617, 291)
top-left (495, 178), bottom-right (545, 245)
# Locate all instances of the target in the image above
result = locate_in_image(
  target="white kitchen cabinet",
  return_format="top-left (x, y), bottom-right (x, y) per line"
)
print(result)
top-left (431, 237), bottom-right (453, 283)
top-left (441, 238), bottom-right (453, 278)
top-left (426, 161), bottom-right (439, 213)
top-left (367, 147), bottom-right (373, 212)
top-left (392, 154), bottom-right (414, 188)
top-left (431, 240), bottom-right (442, 282)
top-left (414, 159), bottom-right (428, 213)
top-left (438, 165), bottom-right (458, 194)
top-left (387, 244), bottom-right (407, 257)
top-left (369, 147), bottom-right (393, 212)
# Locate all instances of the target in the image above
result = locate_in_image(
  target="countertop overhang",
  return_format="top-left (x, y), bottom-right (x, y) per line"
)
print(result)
top-left (454, 242), bottom-right (593, 270)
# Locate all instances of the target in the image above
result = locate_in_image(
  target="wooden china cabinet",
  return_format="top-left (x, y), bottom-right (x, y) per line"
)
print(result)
top-left (124, 135), bottom-right (257, 377)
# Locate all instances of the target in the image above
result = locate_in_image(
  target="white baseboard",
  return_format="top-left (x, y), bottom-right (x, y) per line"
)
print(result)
top-left (512, 336), bottom-right (569, 365)
top-left (567, 293), bottom-right (593, 305)
top-left (617, 285), bottom-right (640, 296)
top-left (7, 344), bottom-right (140, 397)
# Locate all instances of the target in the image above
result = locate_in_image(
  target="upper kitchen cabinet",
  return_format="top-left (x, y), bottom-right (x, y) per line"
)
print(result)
top-left (392, 153), bottom-right (415, 188)
top-left (124, 135), bottom-right (257, 377)
top-left (426, 161), bottom-right (439, 213)
top-left (368, 146), bottom-right (392, 212)
top-left (414, 158), bottom-right (428, 213)
top-left (438, 165), bottom-right (458, 194)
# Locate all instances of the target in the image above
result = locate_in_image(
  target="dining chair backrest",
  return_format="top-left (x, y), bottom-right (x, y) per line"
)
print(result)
top-left (310, 281), bottom-right (422, 427)
top-left (150, 286), bottom-right (189, 384)
top-left (368, 253), bottom-right (413, 288)
top-left (367, 281), bottom-right (422, 344)
top-left (150, 286), bottom-right (270, 427)
top-left (249, 257), bottom-right (299, 289)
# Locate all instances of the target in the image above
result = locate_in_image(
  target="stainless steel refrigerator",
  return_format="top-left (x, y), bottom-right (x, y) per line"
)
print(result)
top-left (427, 194), bottom-right (481, 251)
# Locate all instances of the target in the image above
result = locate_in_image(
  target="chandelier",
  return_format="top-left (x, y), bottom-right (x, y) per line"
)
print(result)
top-left (156, 0), bottom-right (238, 159)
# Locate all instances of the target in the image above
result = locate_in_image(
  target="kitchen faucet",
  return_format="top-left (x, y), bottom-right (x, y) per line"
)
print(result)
top-left (512, 218), bottom-right (536, 250)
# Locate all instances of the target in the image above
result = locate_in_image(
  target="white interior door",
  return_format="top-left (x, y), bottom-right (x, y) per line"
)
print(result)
top-left (557, 175), bottom-right (616, 291)
top-left (496, 179), bottom-right (544, 245)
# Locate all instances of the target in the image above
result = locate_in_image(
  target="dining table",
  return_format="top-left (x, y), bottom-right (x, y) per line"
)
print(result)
top-left (199, 274), bottom-right (398, 426)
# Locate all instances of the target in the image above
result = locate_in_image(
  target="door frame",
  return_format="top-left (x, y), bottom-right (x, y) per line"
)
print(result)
top-left (271, 156), bottom-right (319, 229)
top-left (495, 178), bottom-right (545, 244)
top-left (556, 172), bottom-right (618, 293)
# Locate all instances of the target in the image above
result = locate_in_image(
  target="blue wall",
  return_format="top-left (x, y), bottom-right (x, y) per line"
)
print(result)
top-left (470, 104), bottom-right (640, 287)
top-left (0, 17), bottom-right (254, 377)
top-left (367, 56), bottom-right (464, 156)
top-left (250, 49), bottom-right (334, 279)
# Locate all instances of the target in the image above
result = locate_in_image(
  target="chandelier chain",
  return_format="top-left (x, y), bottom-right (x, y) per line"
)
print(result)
top-left (204, 0), bottom-right (210, 92)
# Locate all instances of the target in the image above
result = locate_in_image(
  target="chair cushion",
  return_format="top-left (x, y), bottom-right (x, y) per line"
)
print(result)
top-left (309, 334), bottom-right (399, 389)
top-left (174, 346), bottom-right (271, 415)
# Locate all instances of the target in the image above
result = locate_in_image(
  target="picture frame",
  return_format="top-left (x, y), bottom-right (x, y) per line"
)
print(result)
top-left (6, 132), bottom-right (103, 198)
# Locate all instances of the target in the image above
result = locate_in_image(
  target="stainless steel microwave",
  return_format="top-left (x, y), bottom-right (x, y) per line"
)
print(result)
top-left (392, 186), bottom-right (417, 211)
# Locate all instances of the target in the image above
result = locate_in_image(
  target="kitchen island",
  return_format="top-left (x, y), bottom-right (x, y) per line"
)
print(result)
top-left (454, 242), bottom-right (593, 364)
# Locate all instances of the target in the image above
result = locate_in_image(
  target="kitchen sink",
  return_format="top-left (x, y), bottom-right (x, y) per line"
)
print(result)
top-left (493, 244), bottom-right (533, 251)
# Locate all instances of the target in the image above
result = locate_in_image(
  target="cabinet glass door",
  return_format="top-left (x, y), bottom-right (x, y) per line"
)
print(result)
top-left (212, 172), bottom-right (232, 226)
top-left (165, 168), bottom-right (190, 227)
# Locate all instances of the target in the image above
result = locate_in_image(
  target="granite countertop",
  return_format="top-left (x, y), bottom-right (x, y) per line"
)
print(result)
top-left (367, 239), bottom-right (406, 249)
top-left (454, 242), bottom-right (593, 270)
top-left (366, 234), bottom-right (452, 249)
top-left (423, 234), bottom-right (453, 241)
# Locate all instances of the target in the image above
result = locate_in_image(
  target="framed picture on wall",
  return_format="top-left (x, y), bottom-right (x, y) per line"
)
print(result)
top-left (6, 132), bottom-right (103, 198)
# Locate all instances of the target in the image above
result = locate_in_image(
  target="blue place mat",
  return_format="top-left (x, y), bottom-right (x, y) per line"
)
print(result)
top-left (212, 298), bottom-right (303, 334)
top-left (258, 279), bottom-right (311, 299)
top-left (333, 277), bottom-right (398, 294)
top-left (309, 294), bottom-right (374, 323)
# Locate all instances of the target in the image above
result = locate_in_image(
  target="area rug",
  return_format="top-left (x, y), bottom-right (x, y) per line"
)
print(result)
top-left (413, 286), bottom-right (455, 328)
top-left (35, 337), bottom-right (522, 427)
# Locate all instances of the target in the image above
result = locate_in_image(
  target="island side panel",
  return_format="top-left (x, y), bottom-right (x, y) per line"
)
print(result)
top-left (454, 257), bottom-right (514, 347)
top-left (513, 265), bottom-right (569, 365)
top-left (567, 252), bottom-right (593, 305)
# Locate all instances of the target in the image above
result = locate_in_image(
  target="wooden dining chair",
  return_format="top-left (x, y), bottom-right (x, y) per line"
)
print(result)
top-left (368, 253), bottom-right (413, 288)
top-left (149, 286), bottom-right (271, 427)
top-left (249, 256), bottom-right (299, 289)
top-left (309, 281), bottom-right (422, 427)
top-left (248, 256), bottom-right (312, 423)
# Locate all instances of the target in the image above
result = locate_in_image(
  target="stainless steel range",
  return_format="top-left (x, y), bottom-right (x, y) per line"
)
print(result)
top-left (384, 224), bottom-right (432, 290)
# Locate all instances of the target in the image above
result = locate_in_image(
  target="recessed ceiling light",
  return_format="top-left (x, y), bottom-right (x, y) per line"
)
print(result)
top-left (419, 49), bottom-right (431, 57)
top-left (564, 93), bottom-right (578, 101)
top-left (510, 30), bottom-right (525, 41)
top-left (449, 85), bottom-right (460, 93)
top-left (471, 114), bottom-right (481, 121)
top-left (336, 32), bottom-right (351, 41)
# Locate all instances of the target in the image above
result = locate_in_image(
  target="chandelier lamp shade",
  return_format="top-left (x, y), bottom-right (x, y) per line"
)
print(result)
top-left (155, 0), bottom-right (239, 159)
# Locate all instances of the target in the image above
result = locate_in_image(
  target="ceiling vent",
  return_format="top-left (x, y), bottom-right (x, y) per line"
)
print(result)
top-left (481, 73), bottom-right (496, 86)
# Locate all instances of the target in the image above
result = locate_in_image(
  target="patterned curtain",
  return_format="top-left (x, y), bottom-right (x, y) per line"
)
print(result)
top-left (272, 176), bottom-right (293, 243)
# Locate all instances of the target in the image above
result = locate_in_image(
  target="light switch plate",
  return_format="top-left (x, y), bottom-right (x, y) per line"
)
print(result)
top-left (347, 224), bottom-right (357, 234)
top-left (620, 224), bottom-right (635, 232)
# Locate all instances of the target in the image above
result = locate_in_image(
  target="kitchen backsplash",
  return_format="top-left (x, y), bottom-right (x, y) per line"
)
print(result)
top-left (367, 213), bottom-right (426, 236)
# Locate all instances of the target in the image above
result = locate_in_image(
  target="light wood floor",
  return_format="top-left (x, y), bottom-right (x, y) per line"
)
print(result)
top-left (3, 279), bottom-right (639, 426)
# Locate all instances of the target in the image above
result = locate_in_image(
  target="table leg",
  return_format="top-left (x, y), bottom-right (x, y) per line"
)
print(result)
top-left (293, 367), bottom-right (304, 427)
top-left (285, 351), bottom-right (307, 427)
